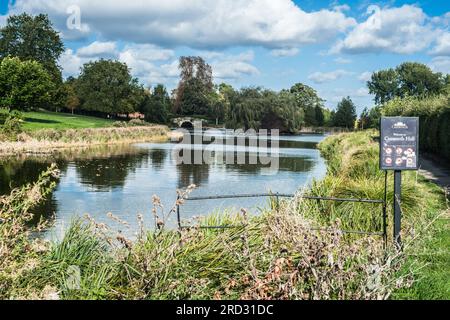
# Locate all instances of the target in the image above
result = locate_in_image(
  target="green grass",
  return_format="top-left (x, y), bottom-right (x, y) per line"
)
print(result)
top-left (392, 216), bottom-right (450, 300)
top-left (21, 111), bottom-right (113, 131)
top-left (1, 130), bottom-right (448, 300)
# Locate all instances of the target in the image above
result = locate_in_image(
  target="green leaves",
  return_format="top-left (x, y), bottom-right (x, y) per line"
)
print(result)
top-left (0, 57), bottom-right (54, 111)
top-left (76, 59), bottom-right (144, 115)
top-left (368, 62), bottom-right (446, 105)
top-left (332, 97), bottom-right (357, 129)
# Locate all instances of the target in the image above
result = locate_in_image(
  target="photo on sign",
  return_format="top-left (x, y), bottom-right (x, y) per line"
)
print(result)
top-left (380, 117), bottom-right (419, 171)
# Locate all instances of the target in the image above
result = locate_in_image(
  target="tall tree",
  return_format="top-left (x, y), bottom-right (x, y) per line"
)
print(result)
top-left (0, 13), bottom-right (64, 78)
top-left (64, 77), bottom-right (80, 114)
top-left (290, 83), bottom-right (324, 126)
top-left (332, 97), bottom-right (357, 129)
top-left (0, 57), bottom-right (54, 111)
top-left (174, 56), bottom-right (213, 115)
top-left (141, 84), bottom-right (171, 124)
top-left (396, 62), bottom-right (444, 98)
top-left (76, 59), bottom-right (143, 116)
top-left (0, 13), bottom-right (65, 110)
top-left (367, 69), bottom-right (399, 105)
top-left (314, 105), bottom-right (325, 126)
top-left (368, 62), bottom-right (445, 105)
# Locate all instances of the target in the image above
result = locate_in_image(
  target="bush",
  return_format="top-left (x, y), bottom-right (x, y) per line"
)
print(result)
top-left (0, 109), bottom-right (24, 139)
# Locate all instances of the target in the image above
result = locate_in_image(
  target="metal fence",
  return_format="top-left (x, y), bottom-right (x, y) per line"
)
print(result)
top-left (176, 185), bottom-right (388, 245)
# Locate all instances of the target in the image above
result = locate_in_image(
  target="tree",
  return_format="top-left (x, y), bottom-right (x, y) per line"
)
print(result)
top-left (0, 57), bottom-right (54, 111)
top-left (141, 84), bottom-right (171, 124)
top-left (76, 59), bottom-right (143, 116)
top-left (174, 56), bottom-right (213, 115)
top-left (314, 105), bottom-right (325, 126)
top-left (367, 69), bottom-right (399, 105)
top-left (367, 62), bottom-right (446, 105)
top-left (290, 83), bottom-right (325, 126)
top-left (0, 13), bottom-right (65, 110)
top-left (178, 77), bottom-right (211, 116)
top-left (0, 13), bottom-right (64, 78)
top-left (332, 97), bottom-right (357, 129)
top-left (64, 77), bottom-right (79, 114)
top-left (396, 62), bottom-right (444, 98)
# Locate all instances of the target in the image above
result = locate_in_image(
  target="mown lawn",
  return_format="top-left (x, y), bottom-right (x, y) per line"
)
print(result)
top-left (22, 111), bottom-right (114, 131)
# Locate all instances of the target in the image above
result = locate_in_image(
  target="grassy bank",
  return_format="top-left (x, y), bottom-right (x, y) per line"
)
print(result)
top-left (0, 131), bottom-right (447, 300)
top-left (22, 111), bottom-right (114, 131)
top-left (0, 125), bottom-right (170, 155)
top-left (316, 130), bottom-right (448, 299)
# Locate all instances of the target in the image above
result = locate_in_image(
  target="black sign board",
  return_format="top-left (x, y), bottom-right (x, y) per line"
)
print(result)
top-left (380, 117), bottom-right (419, 171)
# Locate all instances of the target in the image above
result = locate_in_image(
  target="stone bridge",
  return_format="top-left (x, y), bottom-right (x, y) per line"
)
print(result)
top-left (171, 117), bottom-right (207, 129)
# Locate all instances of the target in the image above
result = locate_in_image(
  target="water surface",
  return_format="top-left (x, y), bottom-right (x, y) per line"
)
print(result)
top-left (0, 132), bottom-right (327, 237)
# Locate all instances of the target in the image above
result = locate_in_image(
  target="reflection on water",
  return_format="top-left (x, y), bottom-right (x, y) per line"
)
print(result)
top-left (0, 133), bottom-right (327, 237)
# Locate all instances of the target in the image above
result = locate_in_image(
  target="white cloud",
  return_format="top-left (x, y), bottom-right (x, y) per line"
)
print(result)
top-left (429, 56), bottom-right (450, 74)
top-left (77, 41), bottom-right (117, 57)
top-left (331, 5), bottom-right (438, 55)
top-left (334, 57), bottom-right (352, 64)
top-left (333, 4), bottom-right (351, 12)
top-left (2, 0), bottom-right (356, 49)
top-left (354, 87), bottom-right (369, 97)
top-left (58, 40), bottom-right (258, 87)
top-left (429, 32), bottom-right (450, 56)
top-left (211, 51), bottom-right (260, 80)
top-left (59, 49), bottom-right (86, 77)
top-left (308, 69), bottom-right (353, 84)
top-left (270, 47), bottom-right (300, 57)
top-left (358, 71), bottom-right (372, 82)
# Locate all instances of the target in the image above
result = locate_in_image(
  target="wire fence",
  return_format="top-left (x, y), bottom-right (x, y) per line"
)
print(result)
top-left (176, 190), bottom-right (388, 245)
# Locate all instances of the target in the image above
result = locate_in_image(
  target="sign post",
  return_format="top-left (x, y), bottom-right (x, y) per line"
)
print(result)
top-left (380, 117), bottom-right (419, 248)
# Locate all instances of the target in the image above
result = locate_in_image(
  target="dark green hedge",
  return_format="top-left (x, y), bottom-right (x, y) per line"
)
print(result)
top-left (419, 110), bottom-right (450, 161)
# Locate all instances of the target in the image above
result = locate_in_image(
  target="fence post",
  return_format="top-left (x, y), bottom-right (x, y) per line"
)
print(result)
top-left (383, 170), bottom-right (388, 248)
top-left (393, 170), bottom-right (402, 249)
top-left (176, 195), bottom-right (181, 231)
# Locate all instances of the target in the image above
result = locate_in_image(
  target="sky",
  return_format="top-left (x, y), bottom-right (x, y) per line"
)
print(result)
top-left (0, 0), bottom-right (449, 114)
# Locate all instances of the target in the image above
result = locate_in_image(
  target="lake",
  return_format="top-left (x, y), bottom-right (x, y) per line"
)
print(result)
top-left (0, 131), bottom-right (327, 238)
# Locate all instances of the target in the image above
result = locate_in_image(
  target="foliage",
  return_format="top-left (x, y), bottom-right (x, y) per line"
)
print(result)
top-left (225, 87), bottom-right (304, 133)
top-left (76, 59), bottom-right (144, 116)
top-left (0, 13), bottom-right (66, 110)
top-left (140, 84), bottom-right (171, 124)
top-left (0, 57), bottom-right (54, 111)
top-left (0, 109), bottom-right (24, 140)
top-left (317, 131), bottom-right (448, 300)
top-left (368, 62), bottom-right (446, 105)
top-left (331, 97), bottom-right (357, 128)
top-left (174, 56), bottom-right (213, 115)
top-left (358, 106), bottom-right (381, 130)
top-left (0, 13), bottom-right (64, 80)
top-left (64, 77), bottom-right (80, 114)
top-left (383, 94), bottom-right (450, 161)
top-left (0, 132), bottom-right (447, 300)
top-left (290, 83), bottom-right (326, 127)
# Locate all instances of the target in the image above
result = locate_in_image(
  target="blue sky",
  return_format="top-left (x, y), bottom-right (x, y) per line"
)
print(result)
top-left (1, 0), bottom-right (449, 113)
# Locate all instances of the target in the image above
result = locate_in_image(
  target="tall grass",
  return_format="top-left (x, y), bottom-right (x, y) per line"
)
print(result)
top-left (0, 126), bottom-right (169, 155)
top-left (0, 131), bottom-right (446, 300)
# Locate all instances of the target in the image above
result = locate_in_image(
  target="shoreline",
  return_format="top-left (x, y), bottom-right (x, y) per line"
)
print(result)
top-left (0, 126), bottom-right (183, 156)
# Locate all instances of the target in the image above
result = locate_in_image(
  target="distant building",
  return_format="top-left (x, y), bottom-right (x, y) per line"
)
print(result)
top-left (116, 112), bottom-right (145, 120)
